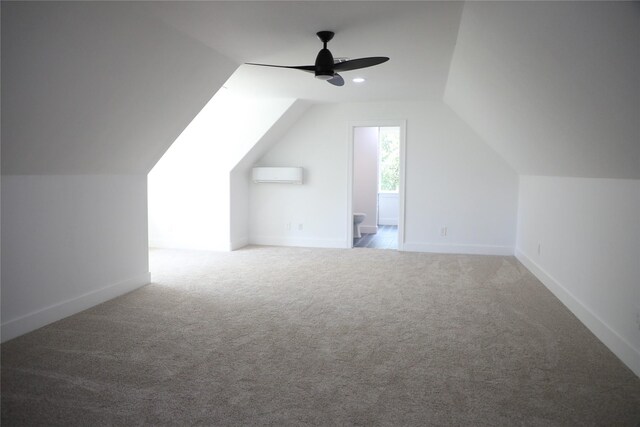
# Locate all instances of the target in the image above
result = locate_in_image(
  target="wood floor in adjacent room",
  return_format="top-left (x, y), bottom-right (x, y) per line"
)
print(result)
top-left (2, 246), bottom-right (639, 425)
top-left (354, 225), bottom-right (398, 249)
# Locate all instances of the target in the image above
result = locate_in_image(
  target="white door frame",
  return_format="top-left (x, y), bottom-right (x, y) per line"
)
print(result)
top-left (346, 120), bottom-right (407, 250)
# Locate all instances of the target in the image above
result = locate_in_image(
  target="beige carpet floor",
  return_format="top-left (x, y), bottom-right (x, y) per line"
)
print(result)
top-left (2, 246), bottom-right (639, 426)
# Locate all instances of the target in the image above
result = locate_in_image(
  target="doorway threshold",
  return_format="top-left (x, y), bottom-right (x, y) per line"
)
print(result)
top-left (353, 225), bottom-right (398, 249)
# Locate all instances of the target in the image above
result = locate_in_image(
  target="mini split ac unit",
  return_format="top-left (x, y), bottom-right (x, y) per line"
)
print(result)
top-left (252, 167), bottom-right (303, 184)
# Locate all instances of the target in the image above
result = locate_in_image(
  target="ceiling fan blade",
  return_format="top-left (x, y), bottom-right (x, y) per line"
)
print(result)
top-left (245, 63), bottom-right (315, 73)
top-left (247, 32), bottom-right (389, 89)
top-left (333, 57), bottom-right (389, 72)
top-left (327, 74), bottom-right (344, 87)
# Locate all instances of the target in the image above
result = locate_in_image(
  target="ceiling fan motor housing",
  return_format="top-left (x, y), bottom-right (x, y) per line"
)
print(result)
top-left (315, 48), bottom-right (335, 80)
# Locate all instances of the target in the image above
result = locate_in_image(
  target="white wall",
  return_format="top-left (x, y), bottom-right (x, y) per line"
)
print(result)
top-left (2, 2), bottom-right (238, 175)
top-left (516, 176), bottom-right (640, 377)
top-left (378, 193), bottom-right (399, 226)
top-left (230, 169), bottom-right (250, 250)
top-left (249, 100), bottom-right (518, 253)
top-left (1, 2), bottom-right (238, 341)
top-left (148, 92), bottom-right (296, 251)
top-left (149, 170), bottom-right (231, 251)
top-left (353, 127), bottom-right (379, 234)
top-left (445, 1), bottom-right (640, 179)
top-left (230, 101), bottom-right (311, 250)
top-left (1, 175), bottom-right (150, 341)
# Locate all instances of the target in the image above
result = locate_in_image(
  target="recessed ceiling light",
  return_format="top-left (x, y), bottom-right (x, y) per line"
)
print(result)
top-left (352, 77), bottom-right (366, 83)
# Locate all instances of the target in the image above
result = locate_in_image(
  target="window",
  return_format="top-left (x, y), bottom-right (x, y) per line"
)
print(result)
top-left (378, 127), bottom-right (400, 193)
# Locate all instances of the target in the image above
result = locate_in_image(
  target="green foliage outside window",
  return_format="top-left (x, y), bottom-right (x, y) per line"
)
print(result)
top-left (379, 127), bottom-right (400, 192)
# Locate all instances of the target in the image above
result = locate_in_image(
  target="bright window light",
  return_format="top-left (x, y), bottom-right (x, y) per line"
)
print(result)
top-left (378, 127), bottom-right (400, 193)
top-left (352, 77), bottom-right (366, 83)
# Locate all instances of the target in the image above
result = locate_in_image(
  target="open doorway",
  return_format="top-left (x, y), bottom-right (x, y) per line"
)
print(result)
top-left (347, 121), bottom-right (406, 250)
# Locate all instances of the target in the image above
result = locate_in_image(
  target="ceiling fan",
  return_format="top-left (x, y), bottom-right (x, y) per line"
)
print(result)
top-left (246, 31), bottom-right (389, 87)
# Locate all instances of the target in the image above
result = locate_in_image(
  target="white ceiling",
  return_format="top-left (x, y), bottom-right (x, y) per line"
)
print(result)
top-left (3, 1), bottom-right (638, 179)
top-left (145, 1), bottom-right (464, 102)
top-left (444, 1), bottom-right (640, 179)
top-left (4, 1), bottom-right (465, 175)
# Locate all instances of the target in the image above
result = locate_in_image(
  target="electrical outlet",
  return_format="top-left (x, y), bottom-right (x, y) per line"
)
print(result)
top-left (285, 222), bottom-right (291, 231)
top-left (537, 243), bottom-right (541, 256)
top-left (440, 227), bottom-right (447, 237)
top-left (298, 223), bottom-right (304, 231)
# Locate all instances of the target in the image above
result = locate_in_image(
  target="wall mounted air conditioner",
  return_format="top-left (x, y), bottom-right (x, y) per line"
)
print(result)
top-left (252, 167), bottom-right (303, 184)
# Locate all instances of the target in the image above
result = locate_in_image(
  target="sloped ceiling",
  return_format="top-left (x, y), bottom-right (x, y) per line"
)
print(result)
top-left (1, 2), bottom-right (238, 175)
top-left (146, 1), bottom-right (464, 102)
top-left (4, 1), bottom-right (637, 179)
top-left (1, 1), bottom-right (464, 175)
top-left (233, 99), bottom-right (311, 174)
top-left (444, 1), bottom-right (640, 179)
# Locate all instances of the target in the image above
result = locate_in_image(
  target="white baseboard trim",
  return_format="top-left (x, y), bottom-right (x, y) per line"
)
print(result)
top-left (250, 235), bottom-right (348, 249)
top-left (378, 218), bottom-right (398, 226)
top-left (230, 237), bottom-right (249, 251)
top-left (1, 272), bottom-right (151, 343)
top-left (149, 240), bottom-right (229, 252)
top-left (516, 248), bottom-right (640, 378)
top-left (360, 225), bottom-right (378, 234)
top-left (402, 242), bottom-right (513, 256)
